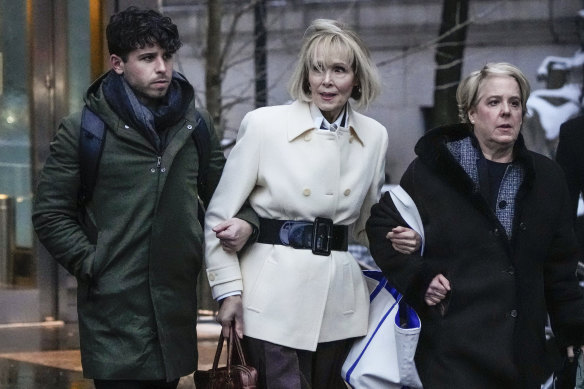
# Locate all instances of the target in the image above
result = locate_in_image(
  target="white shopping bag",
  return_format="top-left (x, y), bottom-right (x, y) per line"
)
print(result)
top-left (342, 270), bottom-right (422, 388)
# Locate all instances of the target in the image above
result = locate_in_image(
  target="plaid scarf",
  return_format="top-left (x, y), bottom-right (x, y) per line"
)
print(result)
top-left (101, 70), bottom-right (194, 152)
top-left (447, 137), bottom-right (524, 239)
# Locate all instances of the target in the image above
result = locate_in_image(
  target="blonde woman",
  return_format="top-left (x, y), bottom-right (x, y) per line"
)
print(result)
top-left (368, 63), bottom-right (584, 388)
top-left (204, 19), bottom-right (418, 388)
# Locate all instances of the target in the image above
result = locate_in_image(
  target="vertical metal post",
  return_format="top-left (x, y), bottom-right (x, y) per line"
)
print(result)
top-left (0, 194), bottom-right (15, 286)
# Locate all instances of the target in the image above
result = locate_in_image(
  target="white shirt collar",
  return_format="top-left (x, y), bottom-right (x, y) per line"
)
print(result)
top-left (310, 103), bottom-right (348, 131)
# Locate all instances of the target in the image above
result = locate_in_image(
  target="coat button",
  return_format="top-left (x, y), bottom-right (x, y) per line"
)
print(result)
top-left (303, 188), bottom-right (311, 196)
top-left (187, 124), bottom-right (193, 130)
top-left (150, 168), bottom-right (156, 173)
top-left (208, 273), bottom-right (215, 282)
top-left (124, 124), bottom-right (130, 129)
top-left (519, 222), bottom-right (527, 231)
top-left (498, 200), bottom-right (507, 209)
top-left (493, 228), bottom-right (500, 236)
top-left (344, 189), bottom-right (351, 196)
top-left (506, 266), bottom-right (515, 276)
top-left (510, 310), bottom-right (518, 318)
top-left (161, 168), bottom-right (166, 173)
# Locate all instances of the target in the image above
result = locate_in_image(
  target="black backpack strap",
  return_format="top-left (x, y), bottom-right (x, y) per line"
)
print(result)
top-left (78, 106), bottom-right (106, 206)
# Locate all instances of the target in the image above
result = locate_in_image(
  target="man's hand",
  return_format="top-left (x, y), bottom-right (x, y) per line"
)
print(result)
top-left (213, 218), bottom-right (253, 253)
top-left (386, 226), bottom-right (422, 254)
top-left (424, 274), bottom-right (451, 306)
top-left (216, 295), bottom-right (244, 338)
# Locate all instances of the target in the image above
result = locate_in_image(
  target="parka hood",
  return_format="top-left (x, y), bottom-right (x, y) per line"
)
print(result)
top-left (83, 70), bottom-right (195, 151)
top-left (84, 70), bottom-right (194, 122)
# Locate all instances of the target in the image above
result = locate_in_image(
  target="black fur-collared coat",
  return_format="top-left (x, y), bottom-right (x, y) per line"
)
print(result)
top-left (367, 124), bottom-right (584, 388)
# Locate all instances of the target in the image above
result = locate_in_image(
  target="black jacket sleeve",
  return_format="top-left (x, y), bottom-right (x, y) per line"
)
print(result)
top-left (366, 166), bottom-right (440, 313)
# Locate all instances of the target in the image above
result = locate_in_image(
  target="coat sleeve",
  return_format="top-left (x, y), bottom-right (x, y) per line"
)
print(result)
top-left (350, 124), bottom-right (388, 247)
top-left (197, 109), bottom-right (258, 232)
top-left (556, 119), bottom-right (584, 224)
top-left (544, 165), bottom-right (584, 348)
top-left (204, 111), bottom-right (261, 299)
top-left (32, 114), bottom-right (96, 280)
top-left (197, 109), bottom-right (225, 207)
top-left (366, 162), bottom-right (440, 312)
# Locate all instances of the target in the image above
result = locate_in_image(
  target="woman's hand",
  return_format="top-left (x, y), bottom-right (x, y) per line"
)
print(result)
top-left (216, 295), bottom-right (244, 338)
top-left (566, 345), bottom-right (584, 362)
top-left (213, 218), bottom-right (253, 253)
top-left (386, 226), bottom-right (422, 254)
top-left (424, 274), bottom-right (451, 306)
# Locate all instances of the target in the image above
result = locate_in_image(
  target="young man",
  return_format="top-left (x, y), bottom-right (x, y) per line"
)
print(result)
top-left (32, 7), bottom-right (255, 389)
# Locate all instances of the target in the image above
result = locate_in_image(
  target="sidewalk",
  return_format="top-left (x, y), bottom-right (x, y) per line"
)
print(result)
top-left (0, 318), bottom-right (221, 389)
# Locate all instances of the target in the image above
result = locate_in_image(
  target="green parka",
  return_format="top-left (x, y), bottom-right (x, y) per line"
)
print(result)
top-left (32, 73), bottom-right (254, 380)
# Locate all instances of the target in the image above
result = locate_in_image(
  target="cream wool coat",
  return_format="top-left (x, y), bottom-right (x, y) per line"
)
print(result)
top-left (204, 100), bottom-right (388, 351)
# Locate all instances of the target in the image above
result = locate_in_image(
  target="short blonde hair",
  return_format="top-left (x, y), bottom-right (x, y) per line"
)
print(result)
top-left (288, 19), bottom-right (380, 108)
top-left (456, 62), bottom-right (531, 123)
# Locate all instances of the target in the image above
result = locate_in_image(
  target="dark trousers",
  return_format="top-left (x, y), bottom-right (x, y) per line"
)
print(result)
top-left (243, 336), bottom-right (352, 389)
top-left (93, 379), bottom-right (179, 389)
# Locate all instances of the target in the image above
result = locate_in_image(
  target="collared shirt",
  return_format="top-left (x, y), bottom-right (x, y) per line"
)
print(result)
top-left (310, 102), bottom-right (348, 131)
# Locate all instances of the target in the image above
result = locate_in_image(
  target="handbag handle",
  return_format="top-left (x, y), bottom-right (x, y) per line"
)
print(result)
top-left (231, 326), bottom-right (248, 365)
top-left (210, 322), bottom-right (248, 371)
top-left (211, 328), bottom-right (226, 371)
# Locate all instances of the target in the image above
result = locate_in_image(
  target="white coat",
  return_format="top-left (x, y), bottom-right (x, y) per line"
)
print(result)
top-left (204, 100), bottom-right (388, 351)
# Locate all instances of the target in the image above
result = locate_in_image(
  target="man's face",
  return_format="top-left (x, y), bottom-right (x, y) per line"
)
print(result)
top-left (111, 43), bottom-right (174, 106)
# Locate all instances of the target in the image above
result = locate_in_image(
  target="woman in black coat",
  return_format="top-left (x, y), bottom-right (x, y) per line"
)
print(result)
top-left (367, 62), bottom-right (584, 388)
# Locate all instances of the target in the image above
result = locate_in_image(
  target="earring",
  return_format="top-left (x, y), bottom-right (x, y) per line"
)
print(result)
top-left (351, 85), bottom-right (362, 99)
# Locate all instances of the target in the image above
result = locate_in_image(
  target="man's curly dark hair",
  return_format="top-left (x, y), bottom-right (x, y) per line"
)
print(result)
top-left (106, 6), bottom-right (182, 61)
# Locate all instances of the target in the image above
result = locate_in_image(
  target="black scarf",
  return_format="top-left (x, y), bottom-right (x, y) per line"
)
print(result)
top-left (101, 70), bottom-right (194, 152)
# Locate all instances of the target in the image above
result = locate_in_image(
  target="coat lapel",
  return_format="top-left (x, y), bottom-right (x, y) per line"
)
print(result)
top-left (286, 100), bottom-right (316, 142)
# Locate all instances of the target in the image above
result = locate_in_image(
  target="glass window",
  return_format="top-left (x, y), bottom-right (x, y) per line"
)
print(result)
top-left (0, 1), bottom-right (34, 288)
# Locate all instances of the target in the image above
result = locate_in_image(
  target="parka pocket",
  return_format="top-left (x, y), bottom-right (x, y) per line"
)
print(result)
top-left (85, 231), bottom-right (109, 300)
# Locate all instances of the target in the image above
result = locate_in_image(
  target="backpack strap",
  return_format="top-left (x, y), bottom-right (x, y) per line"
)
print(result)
top-left (78, 106), bottom-right (106, 206)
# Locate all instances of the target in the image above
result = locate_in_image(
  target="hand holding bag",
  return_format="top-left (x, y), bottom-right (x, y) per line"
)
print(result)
top-left (194, 324), bottom-right (258, 389)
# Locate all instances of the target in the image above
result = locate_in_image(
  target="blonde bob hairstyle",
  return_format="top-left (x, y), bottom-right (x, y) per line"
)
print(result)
top-left (287, 19), bottom-right (381, 109)
top-left (456, 62), bottom-right (531, 124)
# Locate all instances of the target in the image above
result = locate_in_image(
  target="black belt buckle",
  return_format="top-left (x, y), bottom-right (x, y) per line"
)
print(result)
top-left (312, 217), bottom-right (333, 256)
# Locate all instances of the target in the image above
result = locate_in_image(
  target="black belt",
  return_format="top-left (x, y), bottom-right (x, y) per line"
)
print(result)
top-left (257, 217), bottom-right (348, 256)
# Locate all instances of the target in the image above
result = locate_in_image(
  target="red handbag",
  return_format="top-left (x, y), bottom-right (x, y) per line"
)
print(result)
top-left (194, 324), bottom-right (258, 389)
